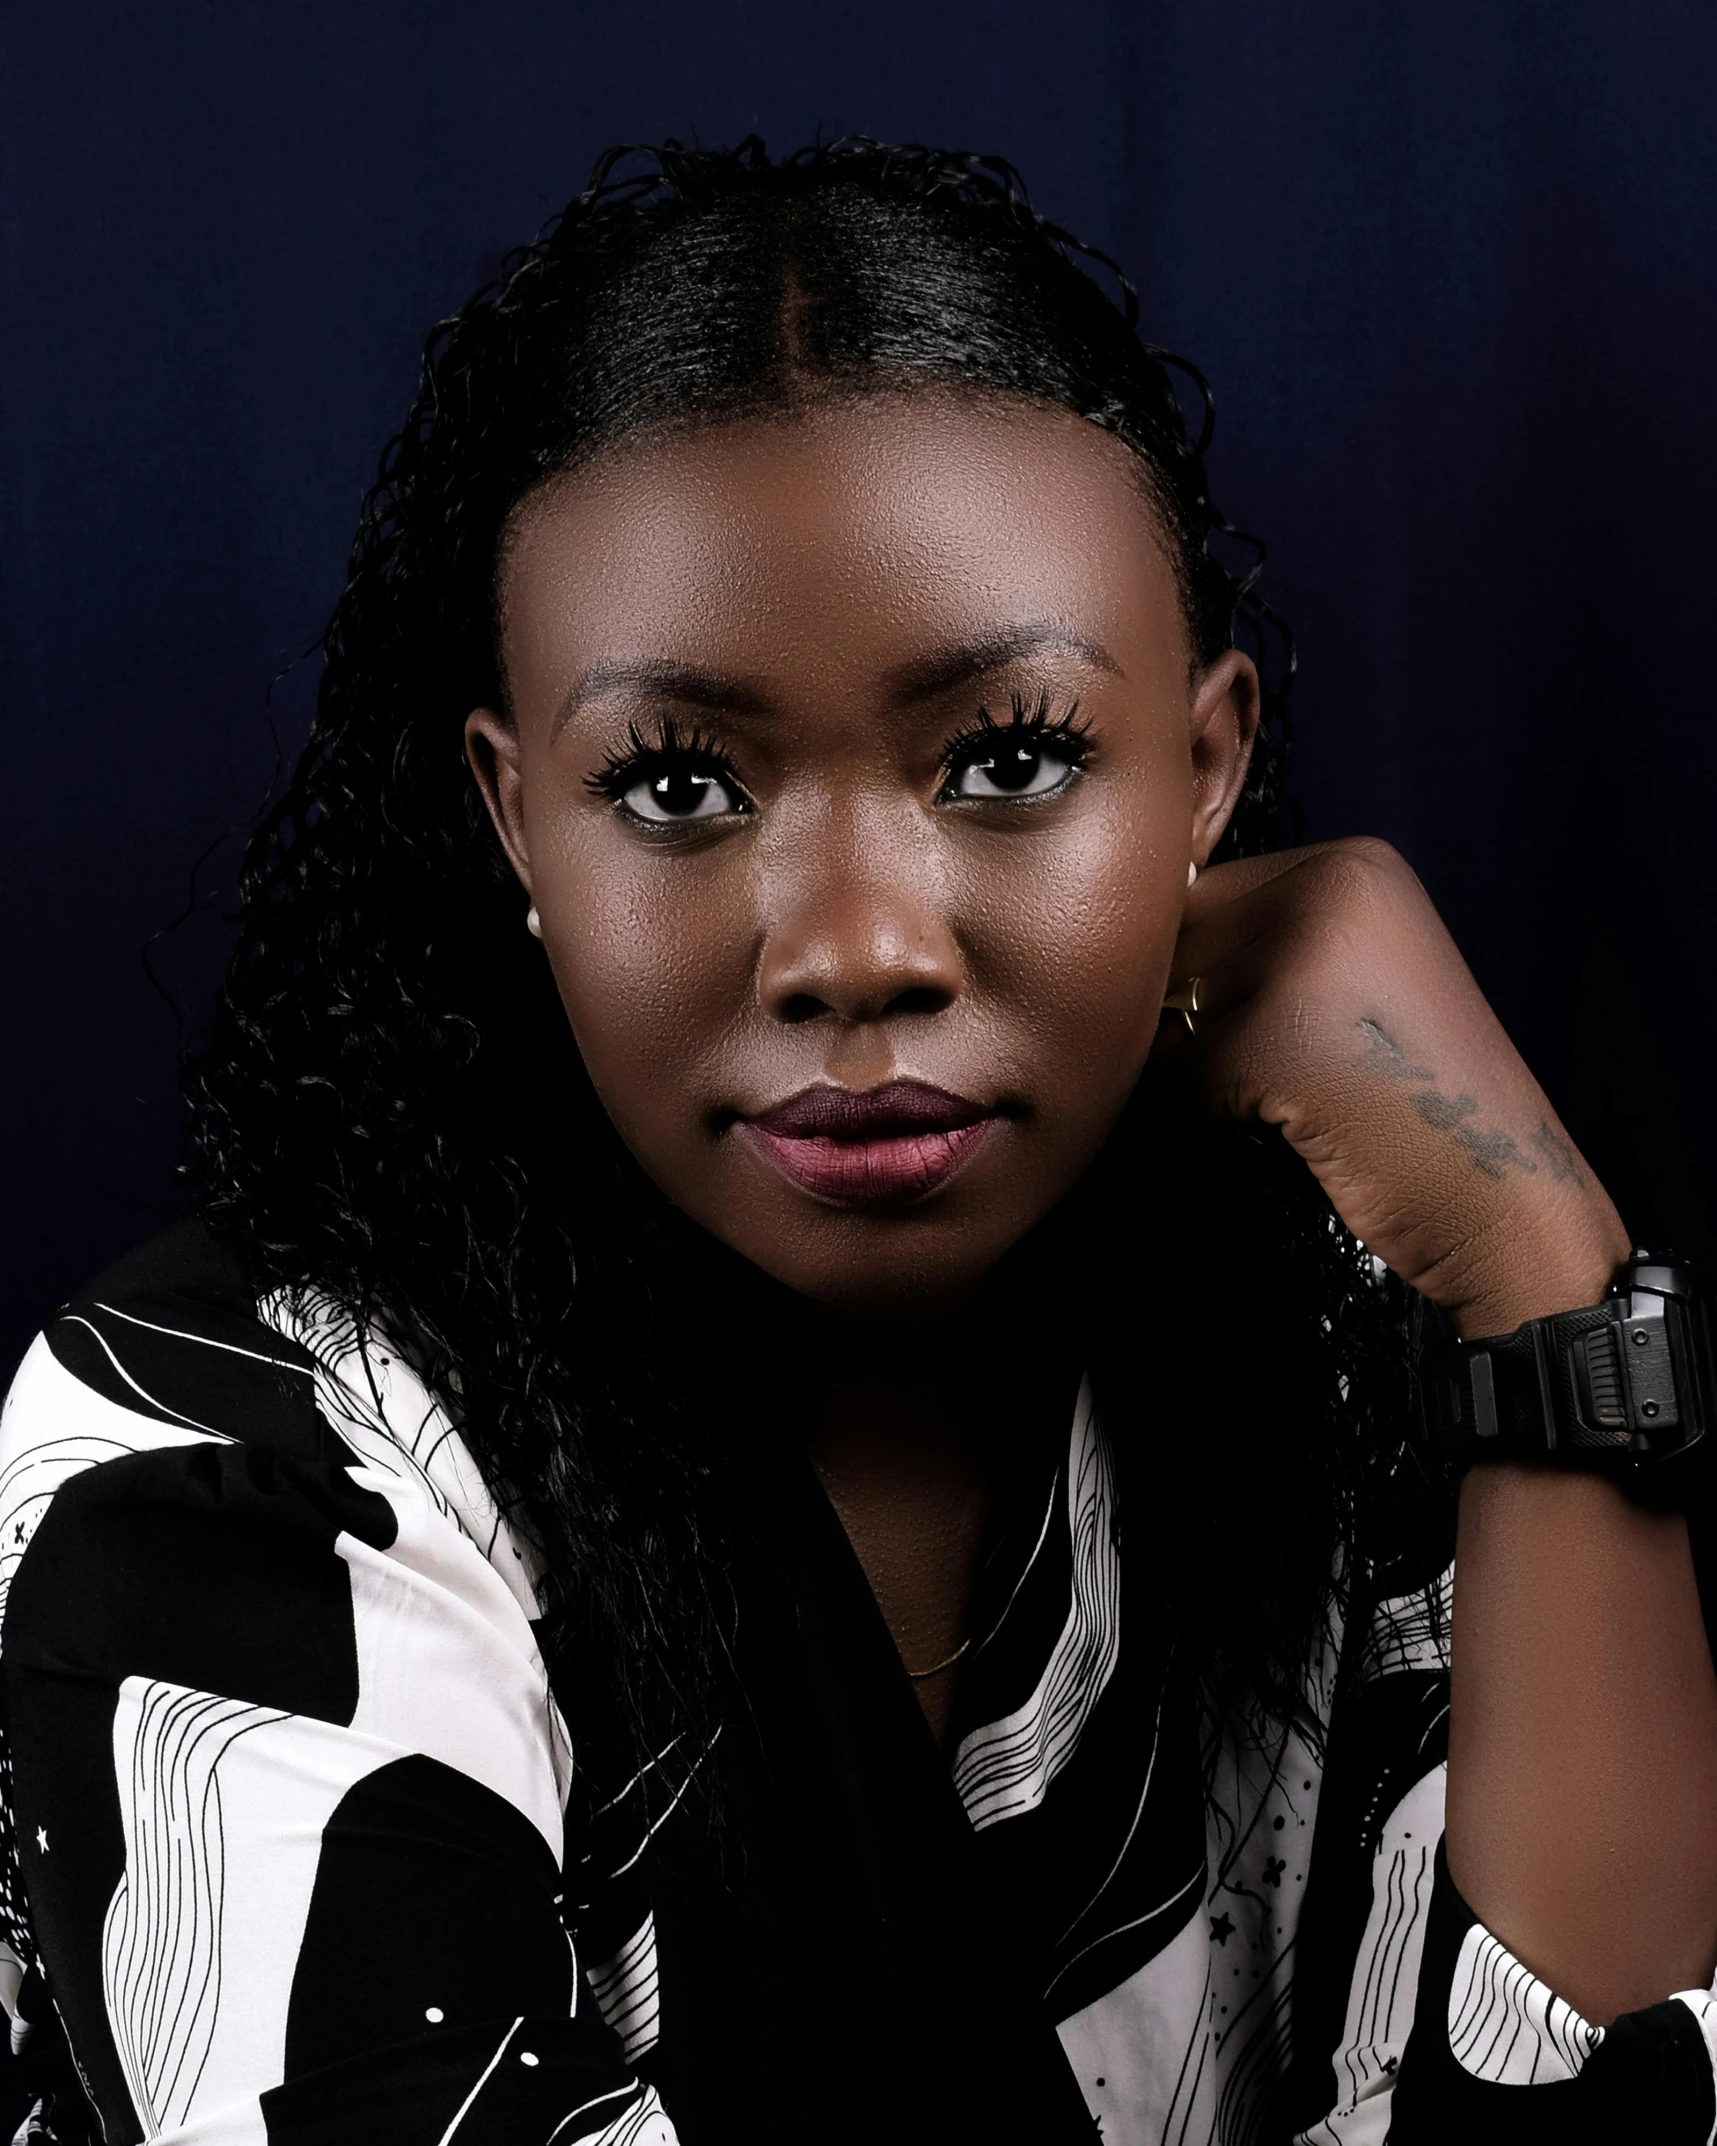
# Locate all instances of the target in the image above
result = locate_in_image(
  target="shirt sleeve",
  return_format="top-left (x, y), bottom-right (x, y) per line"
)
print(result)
top-left (0, 1249), bottom-right (678, 2146)
top-left (1384, 1843), bottom-right (1717, 2145)
top-left (1291, 1563), bottom-right (1717, 2146)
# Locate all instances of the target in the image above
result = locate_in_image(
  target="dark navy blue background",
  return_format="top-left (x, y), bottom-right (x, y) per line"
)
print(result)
top-left (1, 7), bottom-right (1717, 2127)
top-left (4, 2), bottom-right (1715, 1370)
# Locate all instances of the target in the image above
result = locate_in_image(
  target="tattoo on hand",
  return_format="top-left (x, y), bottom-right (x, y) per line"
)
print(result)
top-left (1359, 1020), bottom-right (1433, 1084)
top-left (1357, 1018), bottom-right (1546, 1183)
top-left (1531, 1120), bottom-right (1583, 1184)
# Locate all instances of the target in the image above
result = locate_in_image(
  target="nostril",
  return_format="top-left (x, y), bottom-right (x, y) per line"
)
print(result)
top-left (778, 992), bottom-right (829, 1026)
top-left (886, 985), bottom-right (953, 1018)
top-left (771, 983), bottom-right (952, 1025)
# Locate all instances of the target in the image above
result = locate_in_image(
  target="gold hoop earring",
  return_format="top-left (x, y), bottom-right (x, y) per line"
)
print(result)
top-left (1163, 975), bottom-right (1201, 1035)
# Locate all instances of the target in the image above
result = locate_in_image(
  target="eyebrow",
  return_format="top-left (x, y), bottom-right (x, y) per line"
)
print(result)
top-left (886, 623), bottom-right (1123, 703)
top-left (551, 658), bottom-right (767, 740)
top-left (550, 622), bottom-right (1121, 740)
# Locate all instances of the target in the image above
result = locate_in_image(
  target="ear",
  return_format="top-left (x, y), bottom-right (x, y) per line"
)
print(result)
top-left (464, 706), bottom-right (533, 892)
top-left (1187, 649), bottom-right (1262, 865)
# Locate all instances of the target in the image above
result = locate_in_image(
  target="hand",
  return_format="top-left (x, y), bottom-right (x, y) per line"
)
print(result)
top-left (1157, 838), bottom-right (1630, 1337)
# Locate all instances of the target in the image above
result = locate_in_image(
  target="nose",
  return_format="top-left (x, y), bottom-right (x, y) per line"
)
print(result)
top-left (757, 818), bottom-right (964, 1027)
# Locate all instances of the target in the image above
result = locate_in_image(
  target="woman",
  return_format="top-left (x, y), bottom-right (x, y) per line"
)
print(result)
top-left (2, 137), bottom-right (1714, 2145)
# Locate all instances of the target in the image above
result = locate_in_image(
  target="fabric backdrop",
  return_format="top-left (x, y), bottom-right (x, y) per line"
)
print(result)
top-left (3, 4), bottom-right (1713, 1379)
top-left (1, 1), bottom-right (1715, 2130)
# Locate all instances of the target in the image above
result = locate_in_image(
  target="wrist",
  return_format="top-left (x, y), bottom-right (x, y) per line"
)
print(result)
top-left (1438, 1190), bottom-right (1630, 1341)
top-left (1420, 1249), bottom-right (1715, 1505)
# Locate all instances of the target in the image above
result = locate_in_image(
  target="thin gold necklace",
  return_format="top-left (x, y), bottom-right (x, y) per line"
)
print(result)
top-left (907, 1635), bottom-right (972, 1681)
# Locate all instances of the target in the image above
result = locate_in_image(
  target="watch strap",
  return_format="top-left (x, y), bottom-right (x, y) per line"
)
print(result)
top-left (1418, 1257), bottom-right (1712, 1488)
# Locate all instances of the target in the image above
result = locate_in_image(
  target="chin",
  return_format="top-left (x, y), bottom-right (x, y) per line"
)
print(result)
top-left (654, 1121), bottom-right (1115, 1322)
top-left (724, 1206), bottom-right (1036, 1324)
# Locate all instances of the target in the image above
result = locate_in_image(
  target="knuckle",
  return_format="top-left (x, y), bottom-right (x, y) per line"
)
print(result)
top-left (1330, 834), bottom-right (1404, 876)
top-left (1310, 836), bottom-right (1409, 910)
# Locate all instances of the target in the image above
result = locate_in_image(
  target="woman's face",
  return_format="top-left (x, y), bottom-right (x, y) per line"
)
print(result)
top-left (469, 392), bottom-right (1257, 1315)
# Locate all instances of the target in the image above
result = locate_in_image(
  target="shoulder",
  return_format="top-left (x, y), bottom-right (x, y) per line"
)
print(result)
top-left (1, 1218), bottom-right (541, 1625)
top-left (4, 1217), bottom-right (329, 1464)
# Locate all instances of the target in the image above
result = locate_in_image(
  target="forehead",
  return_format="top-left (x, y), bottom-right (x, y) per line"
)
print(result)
top-left (498, 392), bottom-right (1187, 694)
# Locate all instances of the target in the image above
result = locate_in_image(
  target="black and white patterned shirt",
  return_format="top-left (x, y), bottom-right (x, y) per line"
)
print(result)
top-left (2, 1222), bottom-right (1715, 2144)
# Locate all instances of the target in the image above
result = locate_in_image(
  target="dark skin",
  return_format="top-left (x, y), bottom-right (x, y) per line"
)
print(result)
top-left (469, 390), bottom-right (1717, 2023)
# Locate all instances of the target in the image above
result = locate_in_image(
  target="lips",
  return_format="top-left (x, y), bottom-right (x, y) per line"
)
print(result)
top-left (738, 1081), bottom-right (1000, 1205)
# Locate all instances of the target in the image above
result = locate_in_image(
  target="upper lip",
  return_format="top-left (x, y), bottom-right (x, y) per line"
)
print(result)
top-left (745, 1080), bottom-right (993, 1141)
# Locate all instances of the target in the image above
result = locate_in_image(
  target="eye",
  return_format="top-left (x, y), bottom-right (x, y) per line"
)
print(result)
top-left (937, 693), bottom-right (1093, 804)
top-left (618, 765), bottom-right (748, 823)
top-left (586, 720), bottom-right (754, 829)
top-left (942, 736), bottom-right (1083, 801)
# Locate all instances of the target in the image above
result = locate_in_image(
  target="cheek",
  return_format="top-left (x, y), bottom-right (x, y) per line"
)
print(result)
top-left (963, 792), bottom-right (1186, 1090)
top-left (534, 839), bottom-right (752, 1141)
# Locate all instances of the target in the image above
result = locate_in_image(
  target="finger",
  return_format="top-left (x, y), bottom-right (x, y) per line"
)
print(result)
top-left (1162, 898), bottom-right (1286, 1013)
top-left (1182, 843), bottom-right (1318, 913)
top-left (1182, 837), bottom-right (1400, 924)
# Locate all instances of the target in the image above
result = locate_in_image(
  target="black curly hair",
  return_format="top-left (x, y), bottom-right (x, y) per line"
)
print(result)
top-left (187, 137), bottom-right (1449, 1773)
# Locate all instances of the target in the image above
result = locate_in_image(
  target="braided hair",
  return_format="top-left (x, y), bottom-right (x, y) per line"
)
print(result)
top-left (188, 138), bottom-right (1445, 1766)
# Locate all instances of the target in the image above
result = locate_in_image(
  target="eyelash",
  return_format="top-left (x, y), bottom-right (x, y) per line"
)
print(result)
top-left (936, 692), bottom-right (1094, 791)
top-left (585, 692), bottom-right (1095, 820)
top-left (584, 717), bottom-right (748, 809)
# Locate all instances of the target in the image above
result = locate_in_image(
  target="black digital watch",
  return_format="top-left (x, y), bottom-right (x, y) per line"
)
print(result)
top-left (1417, 1253), bottom-right (1715, 1501)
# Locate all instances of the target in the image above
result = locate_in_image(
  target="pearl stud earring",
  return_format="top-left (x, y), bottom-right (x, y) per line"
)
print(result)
top-left (1186, 861), bottom-right (1198, 889)
top-left (526, 907), bottom-right (542, 938)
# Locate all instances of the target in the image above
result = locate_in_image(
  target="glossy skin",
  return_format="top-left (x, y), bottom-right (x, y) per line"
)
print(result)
top-left (478, 397), bottom-right (1254, 1316)
top-left (469, 391), bottom-right (1717, 2025)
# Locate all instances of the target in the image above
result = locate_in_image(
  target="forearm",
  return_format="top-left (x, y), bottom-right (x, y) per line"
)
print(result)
top-left (1165, 839), bottom-right (1717, 2026)
top-left (1444, 1224), bottom-right (1717, 2026)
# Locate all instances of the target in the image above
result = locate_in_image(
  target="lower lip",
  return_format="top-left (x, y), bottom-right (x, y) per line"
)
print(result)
top-left (740, 1119), bottom-right (999, 1205)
